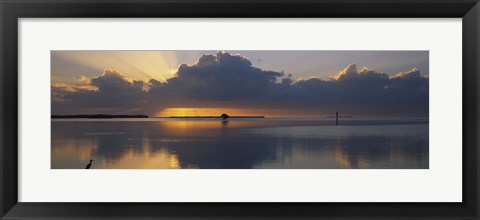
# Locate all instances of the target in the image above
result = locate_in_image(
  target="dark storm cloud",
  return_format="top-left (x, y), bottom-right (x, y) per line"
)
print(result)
top-left (52, 52), bottom-right (429, 116)
top-left (148, 51), bottom-right (283, 100)
top-left (52, 70), bottom-right (148, 113)
top-left (284, 64), bottom-right (429, 115)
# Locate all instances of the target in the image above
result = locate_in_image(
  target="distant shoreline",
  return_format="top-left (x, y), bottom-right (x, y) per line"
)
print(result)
top-left (155, 116), bottom-right (265, 119)
top-left (51, 114), bottom-right (266, 119)
top-left (51, 114), bottom-right (149, 119)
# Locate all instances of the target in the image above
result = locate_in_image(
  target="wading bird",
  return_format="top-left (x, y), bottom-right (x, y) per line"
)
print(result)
top-left (85, 160), bottom-right (93, 169)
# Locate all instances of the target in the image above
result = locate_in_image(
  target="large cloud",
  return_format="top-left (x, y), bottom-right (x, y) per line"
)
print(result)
top-left (286, 64), bottom-right (429, 115)
top-left (52, 70), bottom-right (148, 114)
top-left (52, 51), bottom-right (429, 117)
top-left (148, 51), bottom-right (283, 100)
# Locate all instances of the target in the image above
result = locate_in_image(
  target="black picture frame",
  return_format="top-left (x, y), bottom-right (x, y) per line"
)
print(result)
top-left (1, 0), bottom-right (479, 219)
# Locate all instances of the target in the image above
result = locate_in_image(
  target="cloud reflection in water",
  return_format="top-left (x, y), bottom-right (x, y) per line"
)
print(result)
top-left (51, 119), bottom-right (428, 169)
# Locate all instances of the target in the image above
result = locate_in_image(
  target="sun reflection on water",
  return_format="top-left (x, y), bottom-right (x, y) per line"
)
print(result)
top-left (51, 119), bottom-right (429, 169)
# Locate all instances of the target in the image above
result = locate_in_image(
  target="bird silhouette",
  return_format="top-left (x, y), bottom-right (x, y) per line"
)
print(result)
top-left (85, 160), bottom-right (93, 169)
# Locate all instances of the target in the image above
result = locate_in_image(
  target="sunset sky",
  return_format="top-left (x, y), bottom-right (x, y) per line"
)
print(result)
top-left (51, 50), bottom-right (429, 117)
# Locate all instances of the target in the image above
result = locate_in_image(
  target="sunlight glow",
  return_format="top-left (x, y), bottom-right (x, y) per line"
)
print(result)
top-left (156, 108), bottom-right (251, 117)
top-left (104, 148), bottom-right (181, 169)
top-left (52, 51), bottom-right (182, 83)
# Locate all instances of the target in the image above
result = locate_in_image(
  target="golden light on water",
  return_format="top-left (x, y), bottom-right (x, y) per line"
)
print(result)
top-left (156, 108), bottom-right (254, 117)
top-left (155, 107), bottom-right (326, 118)
top-left (103, 136), bottom-right (181, 169)
top-left (51, 139), bottom-right (98, 167)
top-left (103, 148), bottom-right (180, 169)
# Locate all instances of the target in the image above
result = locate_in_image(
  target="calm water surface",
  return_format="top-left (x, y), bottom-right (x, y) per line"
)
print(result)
top-left (51, 118), bottom-right (428, 169)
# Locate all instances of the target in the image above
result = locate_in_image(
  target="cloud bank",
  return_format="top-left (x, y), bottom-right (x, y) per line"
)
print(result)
top-left (52, 51), bottom-right (429, 117)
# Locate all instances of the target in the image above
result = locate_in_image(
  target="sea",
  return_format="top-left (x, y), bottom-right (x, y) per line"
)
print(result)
top-left (51, 118), bottom-right (429, 169)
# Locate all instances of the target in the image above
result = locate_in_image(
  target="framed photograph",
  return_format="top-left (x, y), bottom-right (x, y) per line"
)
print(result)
top-left (1, 0), bottom-right (479, 219)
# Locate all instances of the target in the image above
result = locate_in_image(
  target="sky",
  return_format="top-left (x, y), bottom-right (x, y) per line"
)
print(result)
top-left (51, 50), bottom-right (429, 117)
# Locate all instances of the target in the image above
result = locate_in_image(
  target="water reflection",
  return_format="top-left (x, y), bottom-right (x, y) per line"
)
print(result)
top-left (51, 119), bottom-right (428, 169)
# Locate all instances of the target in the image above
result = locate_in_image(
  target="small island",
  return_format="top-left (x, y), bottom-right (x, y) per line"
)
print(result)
top-left (52, 114), bottom-right (149, 119)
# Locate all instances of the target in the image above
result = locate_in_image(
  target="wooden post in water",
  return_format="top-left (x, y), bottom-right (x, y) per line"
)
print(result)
top-left (336, 112), bottom-right (338, 125)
